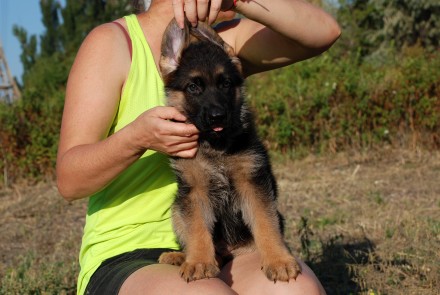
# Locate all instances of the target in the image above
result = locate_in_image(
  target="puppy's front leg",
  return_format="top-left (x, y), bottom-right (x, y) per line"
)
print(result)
top-left (171, 161), bottom-right (220, 282)
top-left (232, 172), bottom-right (301, 282)
top-left (246, 198), bottom-right (301, 282)
top-left (160, 200), bottom-right (219, 282)
top-left (178, 197), bottom-right (219, 282)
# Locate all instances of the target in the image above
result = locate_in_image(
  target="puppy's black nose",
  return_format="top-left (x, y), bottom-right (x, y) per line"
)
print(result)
top-left (208, 108), bottom-right (226, 125)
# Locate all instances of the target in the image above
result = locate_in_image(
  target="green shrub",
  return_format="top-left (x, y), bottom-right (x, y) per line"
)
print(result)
top-left (1, 46), bottom-right (439, 186)
top-left (247, 47), bottom-right (440, 155)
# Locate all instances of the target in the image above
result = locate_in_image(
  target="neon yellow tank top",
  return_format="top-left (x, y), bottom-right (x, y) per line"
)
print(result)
top-left (77, 14), bottom-right (179, 295)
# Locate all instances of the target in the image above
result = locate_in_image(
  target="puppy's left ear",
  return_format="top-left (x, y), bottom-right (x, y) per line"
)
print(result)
top-left (193, 22), bottom-right (243, 74)
top-left (160, 18), bottom-right (191, 78)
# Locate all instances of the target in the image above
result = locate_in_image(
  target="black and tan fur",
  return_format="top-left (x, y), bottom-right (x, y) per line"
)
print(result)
top-left (158, 18), bottom-right (301, 283)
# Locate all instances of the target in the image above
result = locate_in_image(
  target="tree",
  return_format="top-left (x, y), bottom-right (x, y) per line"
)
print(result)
top-left (1, 0), bottom-right (136, 184)
top-left (40, 0), bottom-right (62, 57)
top-left (381, 0), bottom-right (439, 51)
top-left (12, 27), bottom-right (37, 84)
top-left (335, 0), bottom-right (440, 58)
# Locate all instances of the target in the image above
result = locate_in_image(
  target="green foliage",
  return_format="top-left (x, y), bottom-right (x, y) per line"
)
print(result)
top-left (60, 0), bottom-right (135, 55)
top-left (247, 47), bottom-right (440, 155)
top-left (40, 0), bottom-right (62, 57)
top-left (0, 0), bottom-right (136, 186)
top-left (12, 27), bottom-right (37, 82)
top-left (1, 0), bottom-right (440, 186)
top-left (336, 0), bottom-right (440, 58)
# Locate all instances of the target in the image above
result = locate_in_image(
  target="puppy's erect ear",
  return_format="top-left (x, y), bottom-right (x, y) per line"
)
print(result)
top-left (193, 21), bottom-right (242, 74)
top-left (191, 21), bottom-right (224, 49)
top-left (160, 19), bottom-right (243, 77)
top-left (160, 18), bottom-right (190, 77)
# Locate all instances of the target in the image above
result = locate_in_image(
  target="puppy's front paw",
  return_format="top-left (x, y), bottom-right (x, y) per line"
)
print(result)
top-left (158, 251), bottom-right (186, 266)
top-left (180, 261), bottom-right (220, 282)
top-left (262, 255), bottom-right (302, 282)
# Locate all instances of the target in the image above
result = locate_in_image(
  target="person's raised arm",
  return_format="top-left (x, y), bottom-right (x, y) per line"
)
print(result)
top-left (56, 23), bottom-right (199, 201)
top-left (171, 0), bottom-right (340, 76)
top-left (220, 0), bottom-right (341, 76)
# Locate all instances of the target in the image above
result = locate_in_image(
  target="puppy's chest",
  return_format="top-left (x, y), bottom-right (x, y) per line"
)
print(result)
top-left (196, 152), bottom-right (234, 194)
top-left (173, 151), bottom-right (241, 199)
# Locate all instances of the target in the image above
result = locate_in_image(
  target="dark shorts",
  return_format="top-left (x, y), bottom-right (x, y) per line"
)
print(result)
top-left (85, 248), bottom-right (176, 295)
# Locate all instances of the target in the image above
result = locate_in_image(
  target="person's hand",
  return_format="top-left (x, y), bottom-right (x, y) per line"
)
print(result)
top-left (172, 0), bottom-right (236, 28)
top-left (130, 106), bottom-right (199, 158)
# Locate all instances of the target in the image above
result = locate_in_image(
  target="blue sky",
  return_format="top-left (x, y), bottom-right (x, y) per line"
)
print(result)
top-left (0, 0), bottom-right (63, 82)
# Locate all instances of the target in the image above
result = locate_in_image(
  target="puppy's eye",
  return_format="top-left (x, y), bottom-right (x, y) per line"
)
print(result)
top-left (186, 83), bottom-right (201, 95)
top-left (222, 79), bottom-right (232, 89)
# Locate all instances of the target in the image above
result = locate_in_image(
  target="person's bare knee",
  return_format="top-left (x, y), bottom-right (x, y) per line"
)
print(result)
top-left (119, 264), bottom-right (237, 295)
top-left (219, 252), bottom-right (326, 295)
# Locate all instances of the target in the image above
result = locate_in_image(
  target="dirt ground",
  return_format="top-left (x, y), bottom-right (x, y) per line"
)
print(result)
top-left (0, 148), bottom-right (439, 294)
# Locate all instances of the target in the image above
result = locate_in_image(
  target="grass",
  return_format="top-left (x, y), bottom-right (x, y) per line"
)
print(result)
top-left (0, 184), bottom-right (85, 294)
top-left (1, 149), bottom-right (439, 294)
top-left (277, 148), bottom-right (440, 294)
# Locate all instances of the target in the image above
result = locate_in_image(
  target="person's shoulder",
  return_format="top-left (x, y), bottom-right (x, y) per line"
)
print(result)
top-left (84, 19), bottom-right (127, 47)
top-left (76, 19), bottom-right (131, 64)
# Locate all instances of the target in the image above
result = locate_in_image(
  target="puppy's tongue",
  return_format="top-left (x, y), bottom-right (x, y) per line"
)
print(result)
top-left (213, 126), bottom-right (224, 132)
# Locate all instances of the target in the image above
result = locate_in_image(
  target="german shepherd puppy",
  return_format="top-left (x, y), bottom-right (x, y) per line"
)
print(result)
top-left (158, 18), bottom-right (301, 283)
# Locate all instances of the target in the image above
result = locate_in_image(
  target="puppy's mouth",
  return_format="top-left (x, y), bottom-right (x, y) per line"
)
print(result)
top-left (197, 108), bottom-right (228, 135)
top-left (211, 125), bottom-right (224, 133)
top-left (193, 120), bottom-right (226, 135)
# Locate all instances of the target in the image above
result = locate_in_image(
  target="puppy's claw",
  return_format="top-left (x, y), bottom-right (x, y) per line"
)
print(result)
top-left (159, 251), bottom-right (186, 266)
top-left (262, 255), bottom-right (302, 282)
top-left (179, 261), bottom-right (220, 282)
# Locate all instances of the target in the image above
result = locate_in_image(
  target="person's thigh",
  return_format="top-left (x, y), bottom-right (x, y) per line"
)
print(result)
top-left (119, 263), bottom-right (237, 295)
top-left (218, 251), bottom-right (327, 295)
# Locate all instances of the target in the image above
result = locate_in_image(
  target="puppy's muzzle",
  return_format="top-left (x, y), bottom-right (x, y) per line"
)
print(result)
top-left (206, 107), bottom-right (227, 132)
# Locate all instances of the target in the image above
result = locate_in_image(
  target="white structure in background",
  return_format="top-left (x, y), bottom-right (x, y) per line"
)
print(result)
top-left (0, 39), bottom-right (20, 103)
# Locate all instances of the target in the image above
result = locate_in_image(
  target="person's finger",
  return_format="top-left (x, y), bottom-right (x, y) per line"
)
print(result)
top-left (217, 10), bottom-right (236, 22)
top-left (163, 134), bottom-right (198, 157)
top-left (172, 146), bottom-right (198, 158)
top-left (165, 133), bottom-right (199, 145)
top-left (220, 0), bottom-right (235, 11)
top-left (168, 139), bottom-right (199, 152)
top-left (161, 119), bottom-right (200, 137)
top-left (208, 0), bottom-right (222, 25)
top-left (172, 0), bottom-right (185, 28)
top-left (184, 0), bottom-right (198, 27)
top-left (150, 106), bottom-right (188, 122)
top-left (197, 0), bottom-right (210, 22)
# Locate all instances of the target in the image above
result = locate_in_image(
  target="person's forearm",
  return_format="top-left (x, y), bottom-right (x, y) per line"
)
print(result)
top-left (57, 106), bottom-right (199, 201)
top-left (236, 0), bottom-right (341, 50)
top-left (56, 125), bottom-right (143, 201)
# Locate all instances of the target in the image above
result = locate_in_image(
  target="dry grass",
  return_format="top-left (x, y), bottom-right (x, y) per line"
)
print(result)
top-left (1, 149), bottom-right (439, 294)
top-left (0, 184), bottom-right (86, 294)
top-left (277, 148), bottom-right (440, 295)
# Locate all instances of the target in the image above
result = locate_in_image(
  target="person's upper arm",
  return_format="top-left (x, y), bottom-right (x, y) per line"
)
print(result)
top-left (58, 23), bottom-right (131, 159)
top-left (218, 18), bottom-right (339, 77)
